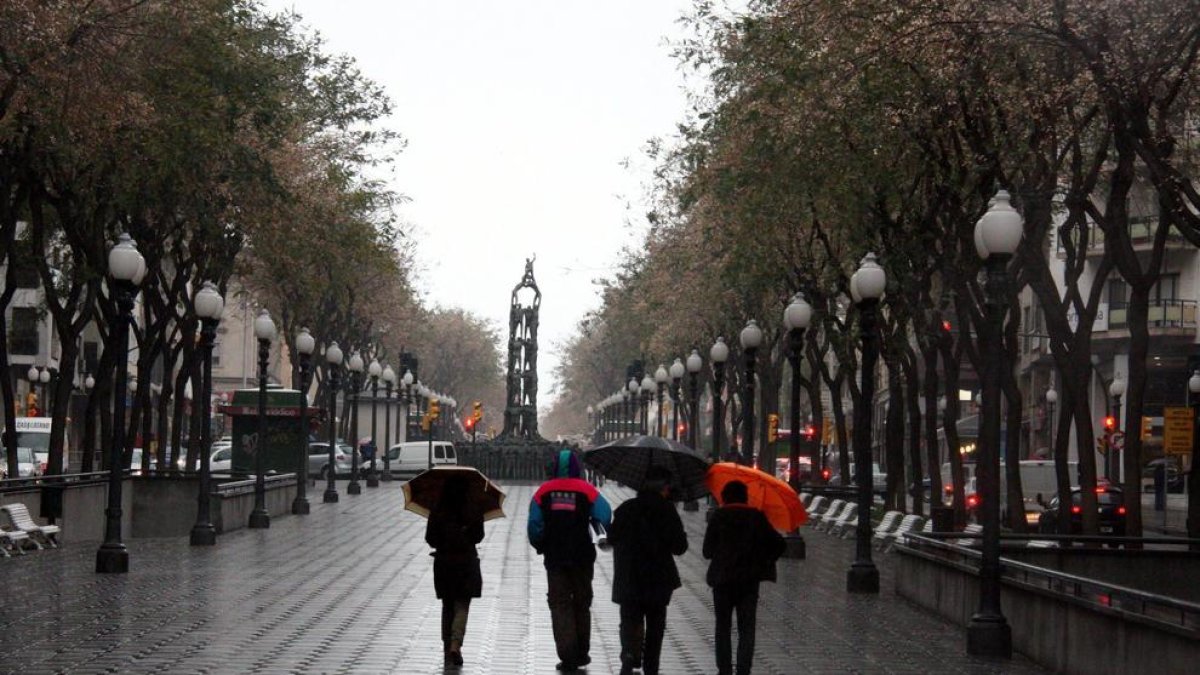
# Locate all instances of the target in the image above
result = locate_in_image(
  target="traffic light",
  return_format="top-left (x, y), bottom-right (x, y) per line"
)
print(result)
top-left (472, 401), bottom-right (482, 422)
top-left (802, 425), bottom-right (815, 441)
top-left (1140, 416), bottom-right (1152, 441)
top-left (464, 417), bottom-right (475, 432)
top-left (767, 413), bottom-right (779, 443)
top-left (820, 467), bottom-right (831, 482)
top-left (1103, 415), bottom-right (1116, 431)
top-left (429, 399), bottom-right (440, 420)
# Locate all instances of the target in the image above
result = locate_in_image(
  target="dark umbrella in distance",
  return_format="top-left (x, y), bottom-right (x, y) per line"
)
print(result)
top-left (584, 435), bottom-right (710, 502)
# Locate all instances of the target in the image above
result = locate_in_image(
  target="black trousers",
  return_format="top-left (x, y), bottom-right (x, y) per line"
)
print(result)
top-left (619, 602), bottom-right (667, 675)
top-left (713, 582), bottom-right (759, 675)
top-left (546, 564), bottom-right (594, 666)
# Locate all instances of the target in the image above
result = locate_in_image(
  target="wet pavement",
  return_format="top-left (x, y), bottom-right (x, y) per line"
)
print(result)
top-left (0, 481), bottom-right (1047, 674)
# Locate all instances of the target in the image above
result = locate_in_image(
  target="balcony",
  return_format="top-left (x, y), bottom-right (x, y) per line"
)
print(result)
top-left (1056, 216), bottom-right (1191, 257)
top-left (1107, 299), bottom-right (1197, 331)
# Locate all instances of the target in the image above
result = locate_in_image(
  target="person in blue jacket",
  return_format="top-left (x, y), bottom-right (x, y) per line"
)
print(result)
top-left (528, 449), bottom-right (612, 672)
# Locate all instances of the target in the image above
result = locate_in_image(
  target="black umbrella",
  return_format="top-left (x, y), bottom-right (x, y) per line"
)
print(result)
top-left (583, 435), bottom-right (710, 502)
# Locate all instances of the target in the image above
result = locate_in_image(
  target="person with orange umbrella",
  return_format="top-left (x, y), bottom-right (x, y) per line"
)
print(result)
top-left (702, 478), bottom-right (787, 675)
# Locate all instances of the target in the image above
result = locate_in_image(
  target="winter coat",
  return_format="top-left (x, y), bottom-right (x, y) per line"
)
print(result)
top-left (702, 503), bottom-right (786, 588)
top-left (426, 507), bottom-right (485, 599)
top-left (607, 491), bottom-right (688, 607)
top-left (527, 450), bottom-right (613, 570)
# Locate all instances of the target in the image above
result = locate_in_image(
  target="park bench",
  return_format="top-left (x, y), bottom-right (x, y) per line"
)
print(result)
top-left (0, 503), bottom-right (59, 549)
top-left (828, 502), bottom-right (860, 536)
top-left (876, 513), bottom-right (923, 551)
top-left (813, 499), bottom-right (848, 531)
top-left (805, 495), bottom-right (829, 519)
top-left (865, 511), bottom-right (903, 545)
top-left (0, 528), bottom-right (32, 556)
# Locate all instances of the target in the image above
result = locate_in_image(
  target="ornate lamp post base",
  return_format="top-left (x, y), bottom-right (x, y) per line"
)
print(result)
top-left (291, 497), bottom-right (311, 515)
top-left (248, 510), bottom-right (270, 528)
top-left (967, 615), bottom-right (1012, 658)
top-left (381, 471), bottom-right (393, 482)
top-left (366, 473), bottom-right (379, 488)
top-left (189, 524), bottom-right (217, 546)
top-left (782, 531), bottom-right (806, 559)
top-left (347, 482), bottom-right (362, 495)
top-left (324, 489), bottom-right (339, 503)
top-left (846, 561), bottom-right (879, 593)
top-left (96, 543), bottom-right (129, 574)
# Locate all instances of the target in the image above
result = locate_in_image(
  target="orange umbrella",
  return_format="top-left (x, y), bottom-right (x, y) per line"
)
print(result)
top-left (705, 462), bottom-right (807, 531)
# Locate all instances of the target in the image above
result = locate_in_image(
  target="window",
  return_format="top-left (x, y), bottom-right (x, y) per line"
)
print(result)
top-left (1108, 279), bottom-right (1128, 309)
top-left (9, 307), bottom-right (39, 355)
top-left (434, 446), bottom-right (445, 459)
top-left (1152, 274), bottom-right (1179, 303)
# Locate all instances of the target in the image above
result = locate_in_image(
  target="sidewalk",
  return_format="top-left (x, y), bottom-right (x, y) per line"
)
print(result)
top-left (0, 481), bottom-right (1045, 674)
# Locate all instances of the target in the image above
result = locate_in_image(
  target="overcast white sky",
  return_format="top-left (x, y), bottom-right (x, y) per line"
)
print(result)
top-left (264, 0), bottom-right (704, 404)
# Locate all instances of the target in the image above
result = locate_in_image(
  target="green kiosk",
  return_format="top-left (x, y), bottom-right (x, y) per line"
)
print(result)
top-left (223, 386), bottom-right (306, 475)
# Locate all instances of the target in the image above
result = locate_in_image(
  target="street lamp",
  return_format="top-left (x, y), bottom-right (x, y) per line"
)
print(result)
top-left (740, 319), bottom-right (763, 466)
top-left (640, 374), bottom-right (654, 435)
top-left (97, 233), bottom-right (144, 574)
top-left (190, 281), bottom-right (224, 544)
top-left (1045, 385), bottom-right (1058, 457)
top-left (847, 252), bottom-right (885, 594)
top-left (967, 189), bottom-right (1022, 658)
top-left (38, 367), bottom-right (51, 414)
top-left (248, 309), bottom-right (276, 529)
top-left (683, 348), bottom-right (703, 512)
top-left (366, 358), bottom-right (382, 488)
top-left (654, 365), bottom-right (668, 437)
top-left (402, 369), bottom-right (415, 444)
top-left (627, 377), bottom-right (639, 436)
top-left (381, 364), bottom-right (396, 482)
top-left (710, 337), bottom-right (729, 463)
top-left (784, 293), bottom-right (812, 491)
top-left (669, 358), bottom-right (685, 441)
top-left (323, 341), bottom-right (343, 503)
top-left (1108, 377), bottom-right (1126, 481)
top-left (346, 352), bottom-right (364, 495)
top-left (291, 327), bottom-right (316, 514)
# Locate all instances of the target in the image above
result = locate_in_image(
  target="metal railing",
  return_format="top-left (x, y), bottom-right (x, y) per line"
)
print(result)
top-left (1107, 298), bottom-right (1197, 329)
top-left (0, 470), bottom-right (114, 493)
top-left (901, 532), bottom-right (1200, 634)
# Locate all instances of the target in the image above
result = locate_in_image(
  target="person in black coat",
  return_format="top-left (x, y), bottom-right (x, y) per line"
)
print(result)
top-left (606, 467), bottom-right (688, 675)
top-left (425, 474), bottom-right (485, 669)
top-left (702, 480), bottom-right (786, 675)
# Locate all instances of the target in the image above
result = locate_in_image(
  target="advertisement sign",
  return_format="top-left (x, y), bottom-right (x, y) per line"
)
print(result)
top-left (1162, 407), bottom-right (1193, 455)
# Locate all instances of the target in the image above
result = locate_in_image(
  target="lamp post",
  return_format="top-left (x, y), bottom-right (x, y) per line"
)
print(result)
top-left (654, 365), bottom-right (668, 437)
top-left (248, 309), bottom-right (276, 529)
top-left (346, 352), bottom-right (364, 495)
top-left (847, 252), bottom-right (885, 594)
top-left (967, 190), bottom-right (1023, 658)
top-left (97, 233), bottom-right (145, 573)
top-left (740, 320), bottom-right (763, 467)
top-left (627, 378), bottom-right (639, 437)
top-left (683, 348), bottom-right (703, 512)
top-left (1108, 377), bottom-right (1126, 482)
top-left (669, 358), bottom-right (684, 441)
top-left (1045, 386), bottom-right (1057, 456)
top-left (1188, 371), bottom-right (1200, 547)
top-left (27, 366), bottom-right (39, 415)
top-left (292, 327), bottom-right (315, 514)
top-left (323, 342), bottom-right (343, 503)
top-left (366, 358), bottom-right (382, 488)
top-left (710, 338), bottom-right (728, 463)
top-left (402, 370), bottom-right (414, 444)
top-left (640, 374), bottom-right (654, 435)
top-left (381, 364), bottom-right (396, 481)
top-left (39, 367), bottom-right (51, 416)
top-left (782, 294), bottom-right (812, 558)
top-left (190, 281), bottom-right (224, 544)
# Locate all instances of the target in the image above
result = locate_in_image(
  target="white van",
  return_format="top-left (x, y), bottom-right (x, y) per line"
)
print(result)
top-left (380, 441), bottom-right (457, 477)
top-left (7, 417), bottom-right (68, 474)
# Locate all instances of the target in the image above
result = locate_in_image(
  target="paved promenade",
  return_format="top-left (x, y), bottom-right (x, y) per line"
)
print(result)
top-left (0, 481), bottom-right (1046, 674)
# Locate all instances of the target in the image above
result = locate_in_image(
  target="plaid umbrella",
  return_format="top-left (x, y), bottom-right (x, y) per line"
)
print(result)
top-left (403, 466), bottom-right (506, 521)
top-left (583, 435), bottom-right (710, 502)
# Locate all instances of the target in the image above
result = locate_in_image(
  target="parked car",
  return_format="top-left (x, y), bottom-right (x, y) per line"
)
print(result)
top-left (1037, 486), bottom-right (1127, 536)
top-left (1141, 458), bottom-right (1185, 493)
top-left (209, 446), bottom-right (233, 473)
top-left (376, 441), bottom-right (457, 477)
top-left (308, 441), bottom-right (355, 479)
top-left (0, 446), bottom-right (41, 479)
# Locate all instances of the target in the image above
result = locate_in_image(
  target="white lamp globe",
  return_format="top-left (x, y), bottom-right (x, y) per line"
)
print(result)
top-left (740, 319), bottom-right (763, 350)
top-left (368, 359), bottom-right (382, 378)
top-left (655, 364), bottom-right (669, 384)
top-left (686, 349), bottom-right (702, 373)
top-left (710, 337), bottom-right (729, 364)
top-left (1109, 378), bottom-right (1126, 398)
top-left (253, 309), bottom-right (276, 342)
top-left (348, 353), bottom-right (364, 372)
top-left (628, 378), bottom-right (639, 394)
top-left (669, 358), bottom-right (685, 380)
top-left (975, 190), bottom-right (1024, 258)
top-left (108, 233), bottom-right (143, 283)
top-left (1045, 387), bottom-right (1057, 404)
top-left (27, 366), bottom-right (38, 382)
top-left (85, 375), bottom-right (95, 390)
top-left (784, 293), bottom-right (812, 331)
top-left (402, 370), bottom-right (414, 386)
top-left (382, 364), bottom-right (396, 384)
top-left (850, 253), bottom-right (886, 302)
top-left (296, 328), bottom-right (316, 356)
top-left (194, 281), bottom-right (224, 320)
top-left (325, 341), bottom-right (344, 365)
top-left (641, 374), bottom-right (655, 392)
top-left (1190, 371), bottom-right (1200, 394)
top-left (40, 369), bottom-right (50, 383)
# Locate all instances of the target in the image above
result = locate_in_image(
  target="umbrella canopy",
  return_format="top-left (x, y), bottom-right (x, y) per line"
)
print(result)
top-left (583, 435), bottom-right (710, 501)
top-left (403, 466), bottom-right (506, 521)
top-left (705, 462), bottom-right (807, 531)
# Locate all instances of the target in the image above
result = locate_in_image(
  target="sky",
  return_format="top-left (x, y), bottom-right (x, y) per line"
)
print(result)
top-left (263, 0), bottom-right (705, 404)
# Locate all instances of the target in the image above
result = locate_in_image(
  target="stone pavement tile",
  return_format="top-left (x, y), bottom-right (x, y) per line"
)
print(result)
top-left (0, 478), bottom-right (1048, 674)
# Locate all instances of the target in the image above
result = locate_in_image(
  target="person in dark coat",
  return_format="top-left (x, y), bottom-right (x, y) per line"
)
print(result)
top-left (528, 449), bottom-right (613, 672)
top-left (702, 480), bottom-right (786, 675)
top-left (606, 466), bottom-right (688, 675)
top-left (425, 474), bottom-right (485, 669)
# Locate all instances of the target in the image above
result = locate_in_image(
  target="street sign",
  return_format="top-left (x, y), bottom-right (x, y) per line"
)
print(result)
top-left (1162, 407), bottom-right (1193, 455)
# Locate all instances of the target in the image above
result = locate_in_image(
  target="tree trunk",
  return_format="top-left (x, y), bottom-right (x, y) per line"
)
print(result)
top-left (1121, 285), bottom-right (1152, 537)
top-left (922, 342), bottom-right (941, 515)
top-left (903, 347), bottom-right (924, 516)
top-left (884, 358), bottom-right (905, 511)
top-left (1002, 313), bottom-right (1028, 533)
top-left (940, 340), bottom-right (967, 527)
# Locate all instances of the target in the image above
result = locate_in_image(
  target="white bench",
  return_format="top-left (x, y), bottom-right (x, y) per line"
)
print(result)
top-left (805, 495), bottom-right (829, 520)
top-left (877, 514), bottom-right (923, 551)
top-left (828, 502), bottom-right (860, 536)
top-left (813, 499), bottom-right (848, 531)
top-left (1, 503), bottom-right (59, 548)
top-left (0, 528), bottom-right (32, 556)
top-left (867, 511), bottom-right (904, 546)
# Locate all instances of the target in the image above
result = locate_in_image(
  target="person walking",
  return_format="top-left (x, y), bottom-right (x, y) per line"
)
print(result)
top-left (528, 449), bottom-right (613, 671)
top-left (606, 466), bottom-right (688, 675)
top-left (425, 474), bottom-right (485, 669)
top-left (702, 480), bottom-right (786, 675)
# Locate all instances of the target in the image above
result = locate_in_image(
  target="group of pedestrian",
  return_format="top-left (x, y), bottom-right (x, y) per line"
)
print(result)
top-left (423, 448), bottom-right (785, 674)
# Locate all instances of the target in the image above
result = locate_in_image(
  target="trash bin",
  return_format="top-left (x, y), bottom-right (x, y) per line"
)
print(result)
top-left (221, 386), bottom-right (305, 475)
top-left (931, 505), bottom-right (955, 533)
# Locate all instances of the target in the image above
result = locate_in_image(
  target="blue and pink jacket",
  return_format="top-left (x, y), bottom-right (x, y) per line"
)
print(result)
top-left (528, 450), bottom-right (612, 569)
